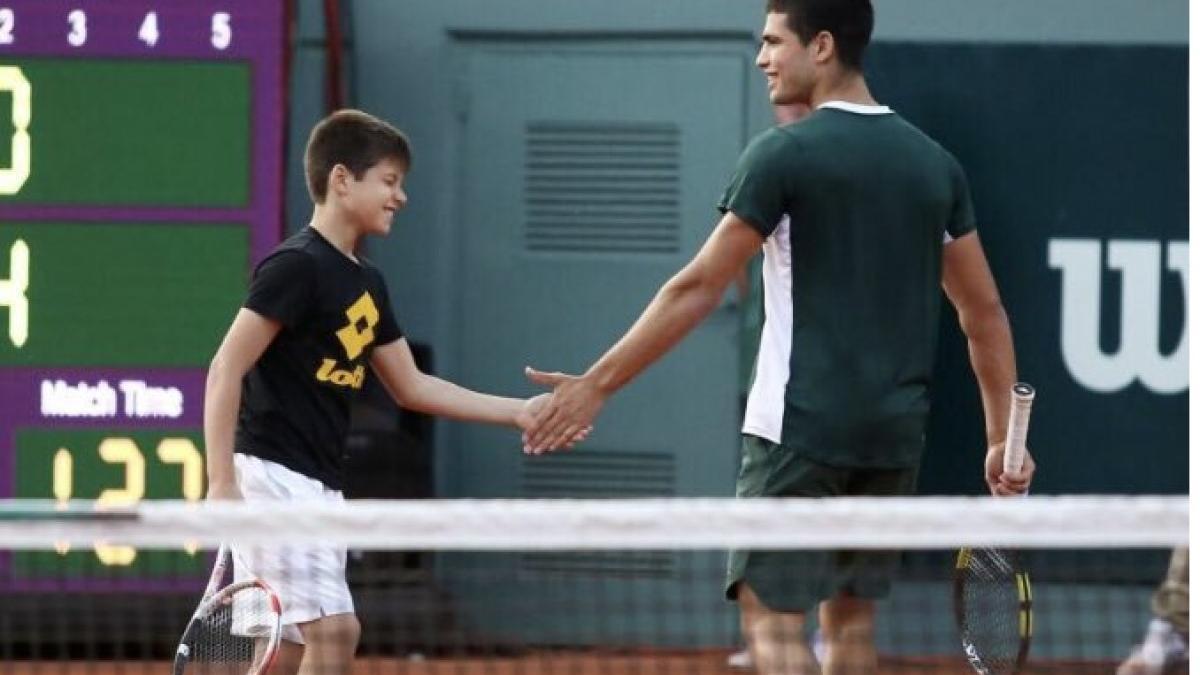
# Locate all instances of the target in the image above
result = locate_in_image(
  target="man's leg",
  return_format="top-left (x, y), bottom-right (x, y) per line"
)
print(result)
top-left (296, 613), bottom-right (361, 675)
top-left (738, 582), bottom-right (819, 675)
top-left (818, 595), bottom-right (876, 675)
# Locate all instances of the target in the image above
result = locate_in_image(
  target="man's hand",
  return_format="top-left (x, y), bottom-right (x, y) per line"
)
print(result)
top-left (517, 392), bottom-right (593, 450)
top-left (522, 367), bottom-right (608, 454)
top-left (985, 442), bottom-right (1035, 496)
top-left (206, 479), bottom-right (243, 501)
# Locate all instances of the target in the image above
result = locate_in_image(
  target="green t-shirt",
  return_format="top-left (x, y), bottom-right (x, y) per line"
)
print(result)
top-left (721, 103), bottom-right (976, 468)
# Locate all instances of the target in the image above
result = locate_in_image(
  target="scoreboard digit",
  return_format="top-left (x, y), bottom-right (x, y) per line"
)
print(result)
top-left (0, 63), bottom-right (29, 194)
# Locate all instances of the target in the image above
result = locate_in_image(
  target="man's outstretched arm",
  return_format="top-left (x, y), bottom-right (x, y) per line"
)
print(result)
top-left (523, 213), bottom-right (764, 452)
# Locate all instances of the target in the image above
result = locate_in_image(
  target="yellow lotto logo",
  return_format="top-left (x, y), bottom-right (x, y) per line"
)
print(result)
top-left (316, 359), bottom-right (366, 389)
top-left (335, 292), bottom-right (380, 360)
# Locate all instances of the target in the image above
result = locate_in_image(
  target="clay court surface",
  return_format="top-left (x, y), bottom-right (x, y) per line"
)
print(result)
top-left (7, 654), bottom-right (1124, 674)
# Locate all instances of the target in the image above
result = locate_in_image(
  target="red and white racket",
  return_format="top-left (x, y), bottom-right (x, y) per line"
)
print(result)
top-left (173, 543), bottom-right (283, 675)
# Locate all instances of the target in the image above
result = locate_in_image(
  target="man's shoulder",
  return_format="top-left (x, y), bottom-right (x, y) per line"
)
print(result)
top-left (800, 109), bottom-right (960, 169)
top-left (891, 114), bottom-right (958, 161)
top-left (740, 125), bottom-right (805, 167)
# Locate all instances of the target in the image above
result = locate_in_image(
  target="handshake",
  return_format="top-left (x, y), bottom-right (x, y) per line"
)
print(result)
top-left (516, 365), bottom-right (604, 455)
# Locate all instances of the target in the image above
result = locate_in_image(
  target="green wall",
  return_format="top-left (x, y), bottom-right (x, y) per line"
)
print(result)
top-left (866, 43), bottom-right (1187, 495)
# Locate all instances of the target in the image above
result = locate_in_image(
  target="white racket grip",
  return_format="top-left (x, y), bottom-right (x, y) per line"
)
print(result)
top-left (1003, 383), bottom-right (1035, 477)
top-left (201, 542), bottom-right (231, 600)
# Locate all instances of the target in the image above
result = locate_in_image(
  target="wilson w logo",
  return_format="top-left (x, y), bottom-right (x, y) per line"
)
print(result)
top-left (1049, 239), bottom-right (1188, 394)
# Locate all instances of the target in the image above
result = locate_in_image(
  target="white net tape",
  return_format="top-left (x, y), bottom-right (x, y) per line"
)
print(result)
top-left (0, 495), bottom-right (1187, 550)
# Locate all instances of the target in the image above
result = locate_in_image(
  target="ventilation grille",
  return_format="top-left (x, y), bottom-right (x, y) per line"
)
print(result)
top-left (521, 450), bottom-right (676, 578)
top-left (524, 122), bottom-right (681, 254)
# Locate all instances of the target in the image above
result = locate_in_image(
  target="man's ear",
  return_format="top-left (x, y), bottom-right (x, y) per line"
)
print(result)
top-left (812, 30), bottom-right (837, 65)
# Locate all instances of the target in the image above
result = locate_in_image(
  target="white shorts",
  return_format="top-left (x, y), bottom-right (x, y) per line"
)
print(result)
top-left (231, 454), bottom-right (354, 644)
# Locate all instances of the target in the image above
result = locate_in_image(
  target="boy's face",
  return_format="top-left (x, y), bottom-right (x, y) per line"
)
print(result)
top-left (756, 12), bottom-right (816, 106)
top-left (336, 157), bottom-right (408, 236)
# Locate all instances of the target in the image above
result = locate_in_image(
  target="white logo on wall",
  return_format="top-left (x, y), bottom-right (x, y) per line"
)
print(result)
top-left (1049, 239), bottom-right (1188, 394)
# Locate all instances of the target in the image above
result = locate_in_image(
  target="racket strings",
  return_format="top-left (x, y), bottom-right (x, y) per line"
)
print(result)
top-left (962, 550), bottom-right (1024, 674)
top-left (189, 585), bottom-right (276, 672)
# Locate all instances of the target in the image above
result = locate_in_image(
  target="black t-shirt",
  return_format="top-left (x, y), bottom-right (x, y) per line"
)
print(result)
top-left (234, 227), bottom-right (403, 489)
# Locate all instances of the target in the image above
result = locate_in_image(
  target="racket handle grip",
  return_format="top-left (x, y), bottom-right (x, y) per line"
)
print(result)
top-left (1003, 382), bottom-right (1035, 476)
top-left (203, 542), bottom-right (231, 598)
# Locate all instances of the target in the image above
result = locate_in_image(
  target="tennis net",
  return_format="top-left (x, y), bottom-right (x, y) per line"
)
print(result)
top-left (0, 496), bottom-right (1187, 674)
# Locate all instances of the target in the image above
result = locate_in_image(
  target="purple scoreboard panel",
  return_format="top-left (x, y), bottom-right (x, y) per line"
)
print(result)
top-left (0, 0), bottom-right (285, 590)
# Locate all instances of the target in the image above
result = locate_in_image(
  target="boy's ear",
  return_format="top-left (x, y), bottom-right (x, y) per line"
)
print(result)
top-left (328, 163), bottom-right (350, 197)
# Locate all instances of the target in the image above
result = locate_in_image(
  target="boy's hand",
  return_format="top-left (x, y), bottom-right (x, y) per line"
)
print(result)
top-left (518, 393), bottom-right (592, 451)
top-left (206, 480), bottom-right (243, 501)
top-left (522, 367), bottom-right (607, 454)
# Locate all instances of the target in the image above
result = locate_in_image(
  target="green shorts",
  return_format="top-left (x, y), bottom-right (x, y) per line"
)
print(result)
top-left (725, 434), bottom-right (919, 613)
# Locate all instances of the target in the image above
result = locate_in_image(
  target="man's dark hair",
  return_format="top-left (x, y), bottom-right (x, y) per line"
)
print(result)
top-left (304, 109), bottom-right (412, 203)
top-left (766, 0), bottom-right (874, 70)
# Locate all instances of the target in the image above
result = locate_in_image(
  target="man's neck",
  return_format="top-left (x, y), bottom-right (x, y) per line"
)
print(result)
top-left (809, 71), bottom-right (876, 110)
top-left (309, 209), bottom-right (361, 259)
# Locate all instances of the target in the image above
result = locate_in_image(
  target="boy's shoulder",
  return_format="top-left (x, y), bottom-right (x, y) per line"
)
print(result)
top-left (276, 227), bottom-right (322, 255)
top-left (254, 228), bottom-right (321, 275)
top-left (264, 227), bottom-right (332, 263)
top-left (356, 254), bottom-right (389, 285)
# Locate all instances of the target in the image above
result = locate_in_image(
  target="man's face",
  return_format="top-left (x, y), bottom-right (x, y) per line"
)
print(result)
top-left (756, 12), bottom-right (814, 106)
top-left (341, 158), bottom-right (407, 236)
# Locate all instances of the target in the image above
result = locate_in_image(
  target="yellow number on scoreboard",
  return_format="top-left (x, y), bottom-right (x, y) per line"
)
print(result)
top-left (0, 65), bottom-right (31, 195)
top-left (93, 438), bottom-right (146, 565)
top-left (50, 438), bottom-right (206, 565)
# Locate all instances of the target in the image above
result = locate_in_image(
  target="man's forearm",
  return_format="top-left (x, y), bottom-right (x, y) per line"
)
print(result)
top-left (585, 274), bottom-right (724, 395)
top-left (964, 302), bottom-right (1018, 444)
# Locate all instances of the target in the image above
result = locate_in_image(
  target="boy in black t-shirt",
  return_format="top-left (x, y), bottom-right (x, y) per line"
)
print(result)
top-left (204, 110), bottom-right (580, 674)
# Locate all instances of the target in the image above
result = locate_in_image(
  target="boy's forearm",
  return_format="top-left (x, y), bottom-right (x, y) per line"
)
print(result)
top-left (203, 367), bottom-right (241, 487)
top-left (964, 304), bottom-right (1018, 445)
top-left (402, 373), bottom-right (522, 426)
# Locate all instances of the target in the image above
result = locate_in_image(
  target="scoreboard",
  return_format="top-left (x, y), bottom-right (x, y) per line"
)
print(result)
top-left (0, 0), bottom-right (285, 589)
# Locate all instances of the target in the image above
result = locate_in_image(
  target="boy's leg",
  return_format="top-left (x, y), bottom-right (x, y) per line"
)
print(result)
top-left (233, 456), bottom-right (358, 675)
top-left (262, 639), bottom-right (305, 675)
top-left (738, 582), bottom-right (819, 675)
top-left (818, 595), bottom-right (876, 675)
top-left (296, 613), bottom-right (361, 675)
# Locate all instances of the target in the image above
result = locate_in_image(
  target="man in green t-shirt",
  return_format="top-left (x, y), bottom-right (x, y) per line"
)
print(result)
top-left (523, 1), bottom-right (1035, 672)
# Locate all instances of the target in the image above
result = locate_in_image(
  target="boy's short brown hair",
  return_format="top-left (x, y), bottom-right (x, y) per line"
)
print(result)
top-left (304, 109), bottom-right (412, 203)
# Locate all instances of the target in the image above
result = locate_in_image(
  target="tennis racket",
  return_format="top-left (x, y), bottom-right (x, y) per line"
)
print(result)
top-left (954, 382), bottom-right (1035, 675)
top-left (173, 542), bottom-right (283, 675)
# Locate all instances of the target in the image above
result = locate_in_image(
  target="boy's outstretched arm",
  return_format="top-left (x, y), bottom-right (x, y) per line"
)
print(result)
top-left (205, 309), bottom-right (281, 500)
top-left (370, 338), bottom-right (587, 445)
